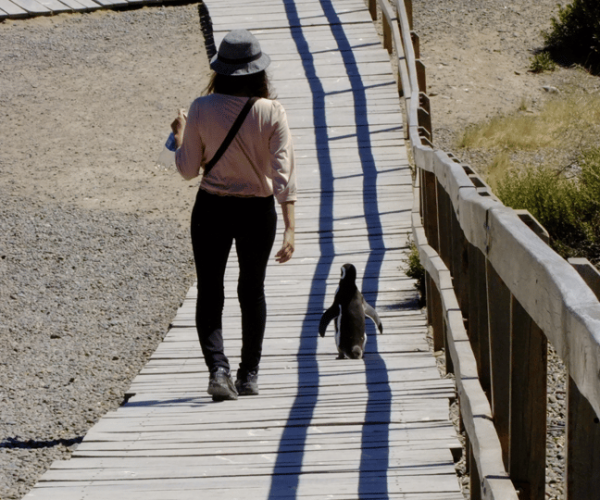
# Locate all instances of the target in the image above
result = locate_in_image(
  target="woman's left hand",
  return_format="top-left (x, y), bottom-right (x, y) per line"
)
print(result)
top-left (275, 227), bottom-right (295, 264)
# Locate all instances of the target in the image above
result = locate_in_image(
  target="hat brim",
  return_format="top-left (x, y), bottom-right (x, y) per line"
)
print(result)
top-left (210, 53), bottom-right (271, 76)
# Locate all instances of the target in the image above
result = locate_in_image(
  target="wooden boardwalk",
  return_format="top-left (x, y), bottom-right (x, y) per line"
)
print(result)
top-left (0, 0), bottom-right (172, 20)
top-left (23, 1), bottom-right (464, 498)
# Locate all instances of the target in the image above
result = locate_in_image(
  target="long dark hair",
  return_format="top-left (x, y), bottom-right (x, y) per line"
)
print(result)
top-left (204, 70), bottom-right (276, 99)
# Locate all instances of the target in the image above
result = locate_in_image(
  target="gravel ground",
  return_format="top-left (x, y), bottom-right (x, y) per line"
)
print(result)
top-left (0, 0), bottom-right (586, 498)
top-left (0, 5), bottom-right (203, 498)
top-left (0, 192), bottom-right (194, 497)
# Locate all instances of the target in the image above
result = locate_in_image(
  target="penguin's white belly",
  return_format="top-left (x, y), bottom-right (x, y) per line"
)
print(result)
top-left (335, 305), bottom-right (342, 348)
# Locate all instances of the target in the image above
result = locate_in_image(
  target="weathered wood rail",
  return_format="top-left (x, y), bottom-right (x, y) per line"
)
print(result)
top-left (370, 0), bottom-right (600, 499)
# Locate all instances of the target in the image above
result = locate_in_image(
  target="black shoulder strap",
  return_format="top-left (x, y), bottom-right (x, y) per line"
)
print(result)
top-left (204, 96), bottom-right (259, 175)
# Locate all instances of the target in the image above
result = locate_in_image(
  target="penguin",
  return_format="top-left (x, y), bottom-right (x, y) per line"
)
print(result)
top-left (319, 263), bottom-right (383, 359)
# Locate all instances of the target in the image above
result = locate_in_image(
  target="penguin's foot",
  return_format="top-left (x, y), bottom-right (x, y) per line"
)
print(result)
top-left (236, 371), bottom-right (259, 396)
top-left (208, 367), bottom-right (238, 401)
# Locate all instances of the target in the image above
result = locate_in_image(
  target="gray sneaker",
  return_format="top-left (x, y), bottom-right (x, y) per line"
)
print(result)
top-left (236, 371), bottom-right (259, 396)
top-left (208, 367), bottom-right (238, 401)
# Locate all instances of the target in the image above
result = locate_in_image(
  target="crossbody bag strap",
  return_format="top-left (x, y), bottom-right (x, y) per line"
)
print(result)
top-left (203, 96), bottom-right (259, 176)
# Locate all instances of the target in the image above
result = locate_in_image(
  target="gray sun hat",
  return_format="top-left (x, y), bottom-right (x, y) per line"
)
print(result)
top-left (210, 29), bottom-right (271, 76)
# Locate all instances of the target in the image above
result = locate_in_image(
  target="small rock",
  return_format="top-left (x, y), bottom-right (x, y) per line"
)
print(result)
top-left (542, 85), bottom-right (560, 94)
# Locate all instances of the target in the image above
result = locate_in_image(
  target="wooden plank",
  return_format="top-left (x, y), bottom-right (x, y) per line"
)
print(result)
top-left (566, 258), bottom-right (600, 500)
top-left (49, 0), bottom-right (84, 10)
top-left (566, 376), bottom-right (600, 500)
top-left (27, 474), bottom-right (465, 500)
top-left (56, 0), bottom-right (99, 11)
top-left (486, 260), bottom-right (511, 468)
top-left (210, 10), bottom-right (371, 31)
top-left (7, 0), bottom-right (48, 14)
top-left (468, 243), bottom-right (490, 398)
top-left (88, 0), bottom-right (125, 7)
top-left (34, 0), bottom-right (72, 12)
top-left (509, 298), bottom-right (547, 500)
top-left (48, 446), bottom-right (457, 471)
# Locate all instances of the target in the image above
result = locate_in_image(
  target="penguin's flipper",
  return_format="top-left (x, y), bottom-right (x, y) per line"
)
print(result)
top-left (319, 305), bottom-right (338, 337)
top-left (363, 298), bottom-right (383, 334)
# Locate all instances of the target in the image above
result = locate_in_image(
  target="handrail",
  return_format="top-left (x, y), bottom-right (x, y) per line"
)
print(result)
top-left (367, 1), bottom-right (517, 497)
top-left (367, 0), bottom-right (600, 498)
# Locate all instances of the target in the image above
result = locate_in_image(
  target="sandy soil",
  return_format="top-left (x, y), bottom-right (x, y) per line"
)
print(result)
top-left (0, 5), bottom-right (209, 228)
top-left (412, 0), bottom-right (600, 162)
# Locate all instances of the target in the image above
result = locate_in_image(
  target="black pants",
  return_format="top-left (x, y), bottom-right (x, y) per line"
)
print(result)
top-left (191, 189), bottom-right (277, 377)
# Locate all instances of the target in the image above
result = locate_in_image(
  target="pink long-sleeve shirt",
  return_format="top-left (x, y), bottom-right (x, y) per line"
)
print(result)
top-left (175, 94), bottom-right (297, 204)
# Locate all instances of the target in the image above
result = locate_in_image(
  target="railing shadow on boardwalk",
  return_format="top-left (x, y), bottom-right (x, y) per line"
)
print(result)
top-left (267, 1), bottom-right (394, 498)
top-left (266, 2), bottom-right (332, 497)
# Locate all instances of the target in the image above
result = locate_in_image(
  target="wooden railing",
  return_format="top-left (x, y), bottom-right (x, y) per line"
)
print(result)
top-left (367, 0), bottom-right (600, 499)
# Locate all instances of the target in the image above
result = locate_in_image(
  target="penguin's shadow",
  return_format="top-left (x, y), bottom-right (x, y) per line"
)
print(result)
top-left (378, 297), bottom-right (421, 311)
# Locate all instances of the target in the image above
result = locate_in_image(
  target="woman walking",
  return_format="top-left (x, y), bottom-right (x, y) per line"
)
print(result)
top-left (171, 29), bottom-right (297, 401)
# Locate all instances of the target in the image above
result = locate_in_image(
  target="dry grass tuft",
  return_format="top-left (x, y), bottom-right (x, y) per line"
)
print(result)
top-left (456, 83), bottom-right (600, 264)
top-left (459, 89), bottom-right (600, 153)
top-left (457, 83), bottom-right (600, 187)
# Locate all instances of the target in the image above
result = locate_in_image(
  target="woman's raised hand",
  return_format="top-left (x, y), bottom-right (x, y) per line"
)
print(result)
top-left (170, 109), bottom-right (188, 149)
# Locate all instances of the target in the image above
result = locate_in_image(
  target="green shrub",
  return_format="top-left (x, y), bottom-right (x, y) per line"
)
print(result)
top-left (495, 149), bottom-right (600, 265)
top-left (543, 0), bottom-right (600, 73)
top-left (530, 51), bottom-right (557, 73)
top-left (580, 148), bottom-right (600, 208)
top-left (404, 239), bottom-right (426, 306)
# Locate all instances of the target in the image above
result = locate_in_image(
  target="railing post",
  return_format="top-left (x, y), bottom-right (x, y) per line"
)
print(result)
top-left (411, 31), bottom-right (420, 59)
top-left (422, 170), bottom-right (438, 251)
top-left (509, 297), bottom-right (547, 500)
top-left (416, 59), bottom-right (427, 94)
top-left (566, 258), bottom-right (600, 500)
top-left (469, 442), bottom-right (482, 500)
top-left (436, 180), bottom-right (452, 269)
top-left (403, 0), bottom-right (413, 30)
top-left (421, 169), bottom-right (443, 351)
top-left (427, 275), bottom-right (444, 351)
top-left (486, 261), bottom-right (511, 468)
top-left (382, 16), bottom-right (392, 53)
top-left (502, 210), bottom-right (548, 500)
top-left (438, 188), bottom-right (457, 372)
top-left (450, 211), bottom-right (469, 312)
top-left (467, 242), bottom-right (490, 398)
top-left (443, 315), bottom-right (454, 375)
top-left (418, 93), bottom-right (432, 140)
top-left (515, 210), bottom-right (549, 246)
top-left (368, 0), bottom-right (377, 21)
top-left (566, 377), bottom-right (600, 500)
